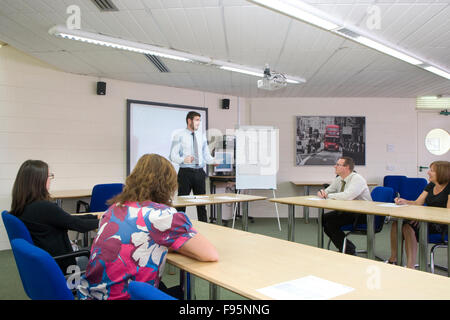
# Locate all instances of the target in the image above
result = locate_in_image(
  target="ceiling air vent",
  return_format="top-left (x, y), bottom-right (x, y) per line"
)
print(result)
top-left (334, 28), bottom-right (360, 39)
top-left (91, 0), bottom-right (119, 12)
top-left (145, 54), bottom-right (170, 73)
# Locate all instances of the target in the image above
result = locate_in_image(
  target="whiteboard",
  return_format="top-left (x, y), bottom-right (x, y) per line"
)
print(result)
top-left (235, 126), bottom-right (278, 190)
top-left (127, 100), bottom-right (208, 175)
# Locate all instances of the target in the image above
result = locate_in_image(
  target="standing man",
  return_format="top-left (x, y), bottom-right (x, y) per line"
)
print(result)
top-left (170, 111), bottom-right (216, 222)
top-left (317, 156), bottom-right (372, 255)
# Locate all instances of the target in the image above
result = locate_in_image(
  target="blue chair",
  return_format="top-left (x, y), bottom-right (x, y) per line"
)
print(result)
top-left (128, 281), bottom-right (177, 300)
top-left (10, 239), bottom-right (75, 300)
top-left (383, 175), bottom-right (407, 201)
top-left (327, 187), bottom-right (395, 257)
top-left (76, 183), bottom-right (124, 213)
top-left (398, 177), bottom-right (428, 201)
top-left (2, 210), bottom-right (90, 280)
top-left (2, 210), bottom-right (33, 244)
top-left (76, 183), bottom-right (123, 245)
top-left (429, 232), bottom-right (448, 274)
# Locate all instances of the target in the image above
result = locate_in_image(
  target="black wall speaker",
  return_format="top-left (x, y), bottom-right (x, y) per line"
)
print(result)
top-left (221, 98), bottom-right (230, 109)
top-left (97, 81), bottom-right (106, 95)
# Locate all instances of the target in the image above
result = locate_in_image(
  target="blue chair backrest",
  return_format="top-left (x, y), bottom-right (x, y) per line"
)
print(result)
top-left (2, 210), bottom-right (33, 244)
top-left (399, 177), bottom-right (428, 201)
top-left (371, 186), bottom-right (395, 203)
top-left (383, 175), bottom-right (407, 200)
top-left (371, 186), bottom-right (395, 231)
top-left (128, 281), bottom-right (177, 300)
top-left (10, 239), bottom-right (74, 300)
top-left (429, 233), bottom-right (448, 244)
top-left (90, 183), bottom-right (124, 212)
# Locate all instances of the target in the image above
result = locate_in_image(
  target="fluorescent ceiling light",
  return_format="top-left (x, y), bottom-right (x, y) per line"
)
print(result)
top-left (249, 0), bottom-right (339, 31)
top-left (355, 36), bottom-right (422, 65)
top-left (49, 25), bottom-right (204, 63)
top-left (286, 79), bottom-right (300, 84)
top-left (249, 0), bottom-right (450, 81)
top-left (219, 66), bottom-right (264, 78)
top-left (218, 62), bottom-right (306, 84)
top-left (57, 32), bottom-right (191, 62)
top-left (424, 66), bottom-right (450, 80)
top-left (49, 25), bottom-right (306, 84)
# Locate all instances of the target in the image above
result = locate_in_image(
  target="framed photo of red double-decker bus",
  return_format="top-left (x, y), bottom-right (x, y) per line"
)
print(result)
top-left (295, 116), bottom-right (366, 166)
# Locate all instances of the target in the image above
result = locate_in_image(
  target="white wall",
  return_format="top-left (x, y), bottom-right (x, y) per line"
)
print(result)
top-left (245, 97), bottom-right (418, 218)
top-left (0, 46), bottom-right (245, 250)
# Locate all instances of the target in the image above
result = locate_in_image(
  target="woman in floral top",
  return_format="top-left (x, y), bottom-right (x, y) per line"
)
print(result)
top-left (77, 154), bottom-right (218, 300)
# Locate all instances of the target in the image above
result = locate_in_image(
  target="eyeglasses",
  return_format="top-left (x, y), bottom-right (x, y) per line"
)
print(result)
top-left (334, 163), bottom-right (346, 167)
top-left (48, 173), bottom-right (55, 179)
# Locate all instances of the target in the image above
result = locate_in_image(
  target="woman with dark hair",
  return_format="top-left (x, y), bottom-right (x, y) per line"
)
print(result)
top-left (77, 154), bottom-right (218, 300)
top-left (386, 161), bottom-right (450, 268)
top-left (10, 160), bottom-right (100, 274)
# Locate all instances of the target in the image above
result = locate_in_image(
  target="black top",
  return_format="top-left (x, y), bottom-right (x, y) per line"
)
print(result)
top-left (424, 182), bottom-right (450, 208)
top-left (19, 200), bottom-right (99, 274)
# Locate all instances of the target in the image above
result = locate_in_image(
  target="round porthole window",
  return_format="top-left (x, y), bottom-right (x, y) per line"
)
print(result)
top-left (425, 128), bottom-right (450, 155)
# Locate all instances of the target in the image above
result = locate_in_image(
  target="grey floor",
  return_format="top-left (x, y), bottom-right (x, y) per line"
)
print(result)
top-left (1, 217), bottom-right (448, 300)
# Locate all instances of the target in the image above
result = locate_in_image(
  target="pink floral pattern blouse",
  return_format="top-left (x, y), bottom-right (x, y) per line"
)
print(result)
top-left (77, 200), bottom-right (197, 300)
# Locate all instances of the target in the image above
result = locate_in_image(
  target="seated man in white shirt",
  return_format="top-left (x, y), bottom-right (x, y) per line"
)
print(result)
top-left (317, 156), bottom-right (372, 255)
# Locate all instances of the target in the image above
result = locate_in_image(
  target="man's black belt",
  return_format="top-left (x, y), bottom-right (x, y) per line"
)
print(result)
top-left (179, 167), bottom-right (203, 171)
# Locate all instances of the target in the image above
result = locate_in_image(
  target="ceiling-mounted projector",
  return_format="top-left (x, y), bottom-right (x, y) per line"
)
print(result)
top-left (257, 65), bottom-right (288, 91)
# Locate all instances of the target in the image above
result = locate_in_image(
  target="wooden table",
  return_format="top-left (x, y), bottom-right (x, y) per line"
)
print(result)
top-left (291, 181), bottom-right (378, 223)
top-left (50, 189), bottom-right (92, 207)
top-left (269, 196), bottom-right (450, 274)
top-left (167, 220), bottom-right (450, 300)
top-left (172, 193), bottom-right (267, 231)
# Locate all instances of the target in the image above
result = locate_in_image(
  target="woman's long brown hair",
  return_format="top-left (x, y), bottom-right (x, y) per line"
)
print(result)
top-left (109, 154), bottom-right (178, 206)
top-left (10, 160), bottom-right (51, 216)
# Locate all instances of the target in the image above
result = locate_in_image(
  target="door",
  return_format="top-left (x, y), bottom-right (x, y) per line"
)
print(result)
top-left (417, 111), bottom-right (450, 179)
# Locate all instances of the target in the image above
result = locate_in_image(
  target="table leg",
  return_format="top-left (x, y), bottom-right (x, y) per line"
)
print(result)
top-left (366, 215), bottom-right (375, 260)
top-left (211, 184), bottom-right (216, 223)
top-left (318, 208), bottom-right (324, 248)
top-left (182, 271), bottom-right (188, 300)
top-left (303, 186), bottom-right (310, 224)
top-left (448, 225), bottom-right (450, 277)
top-left (216, 204), bottom-right (222, 226)
top-left (419, 221), bottom-right (428, 272)
top-left (190, 273), bottom-right (195, 300)
top-left (397, 218), bottom-right (403, 266)
top-left (182, 271), bottom-right (195, 300)
top-left (209, 283), bottom-right (219, 300)
top-left (288, 204), bottom-right (295, 242)
top-left (242, 202), bottom-right (248, 232)
top-left (83, 232), bottom-right (89, 248)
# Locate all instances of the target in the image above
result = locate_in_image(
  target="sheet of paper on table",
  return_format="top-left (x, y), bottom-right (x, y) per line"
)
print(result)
top-left (179, 195), bottom-right (209, 199)
top-left (214, 196), bottom-right (238, 200)
top-left (185, 198), bottom-right (210, 203)
top-left (306, 197), bottom-right (324, 201)
top-left (256, 275), bottom-right (354, 300)
top-left (376, 203), bottom-right (408, 208)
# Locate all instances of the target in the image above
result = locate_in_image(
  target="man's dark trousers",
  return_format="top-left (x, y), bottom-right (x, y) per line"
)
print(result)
top-left (323, 211), bottom-right (366, 255)
top-left (177, 167), bottom-right (207, 222)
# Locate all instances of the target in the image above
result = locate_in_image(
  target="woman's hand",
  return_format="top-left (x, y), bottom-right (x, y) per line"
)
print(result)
top-left (394, 197), bottom-right (408, 205)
